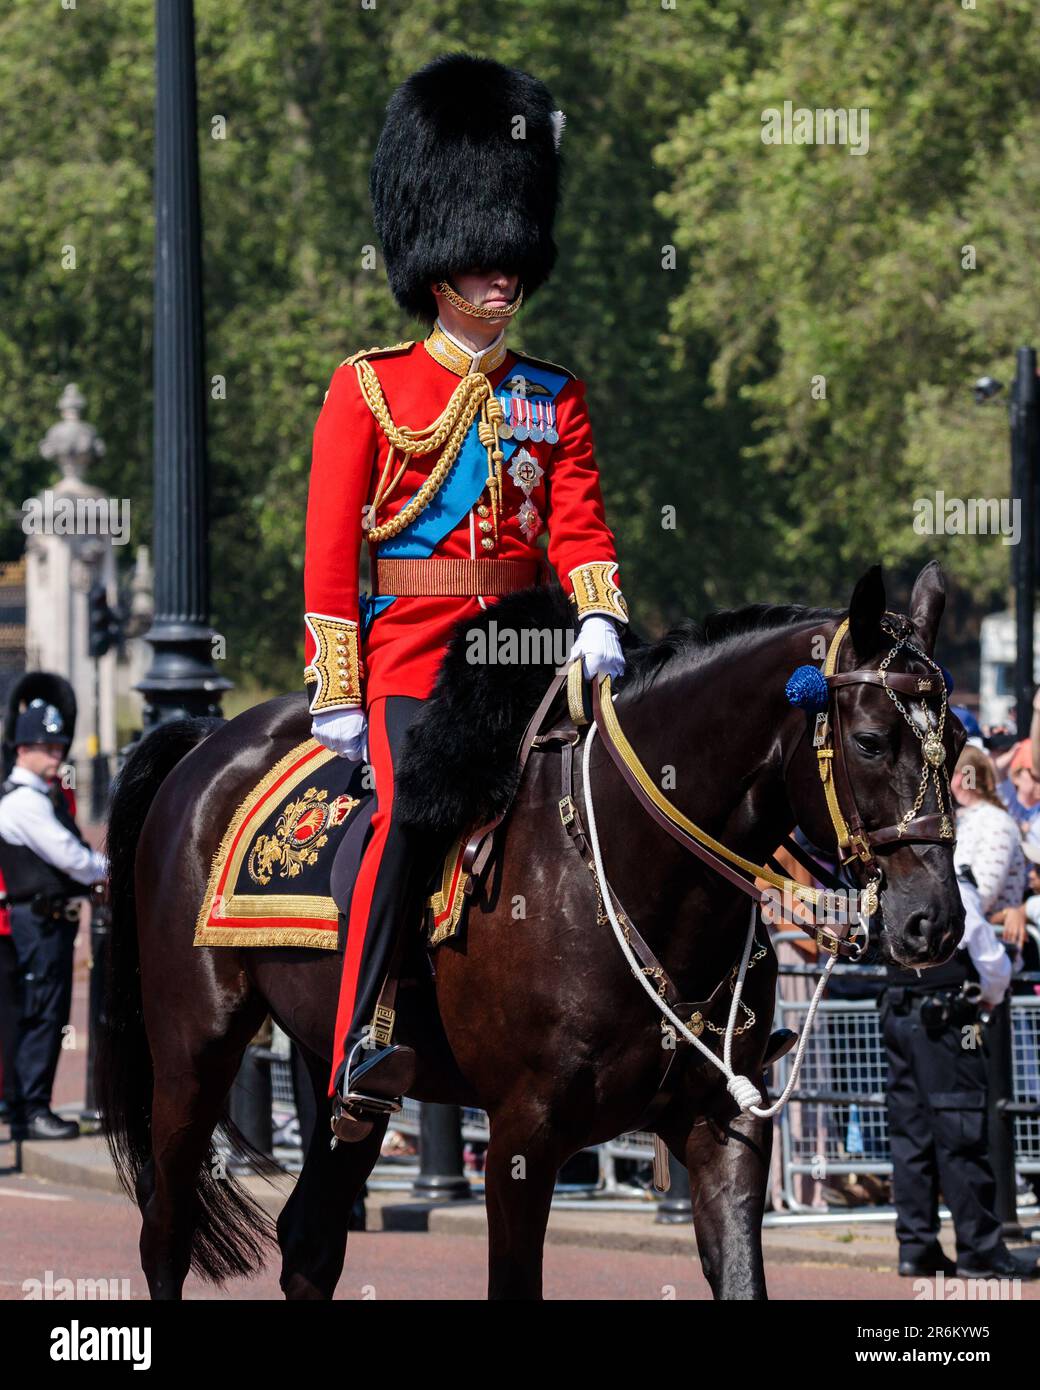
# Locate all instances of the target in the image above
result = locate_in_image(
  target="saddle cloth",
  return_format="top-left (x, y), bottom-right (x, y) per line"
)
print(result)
top-left (193, 736), bottom-right (476, 950)
top-left (194, 739), bottom-right (370, 950)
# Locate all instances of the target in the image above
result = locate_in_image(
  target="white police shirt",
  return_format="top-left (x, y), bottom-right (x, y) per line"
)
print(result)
top-left (0, 767), bottom-right (107, 886)
top-left (958, 879), bottom-right (1012, 1008)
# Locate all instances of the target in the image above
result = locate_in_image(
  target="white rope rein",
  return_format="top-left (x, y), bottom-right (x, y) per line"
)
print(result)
top-left (582, 717), bottom-right (844, 1119)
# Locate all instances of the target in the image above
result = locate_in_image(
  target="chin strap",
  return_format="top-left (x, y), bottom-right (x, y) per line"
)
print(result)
top-left (435, 279), bottom-right (524, 320)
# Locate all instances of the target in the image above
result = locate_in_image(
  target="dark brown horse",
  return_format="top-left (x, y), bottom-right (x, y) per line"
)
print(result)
top-left (97, 561), bottom-right (965, 1300)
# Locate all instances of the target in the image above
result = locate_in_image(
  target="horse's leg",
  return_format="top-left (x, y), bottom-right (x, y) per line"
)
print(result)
top-left (483, 1107), bottom-right (565, 1301)
top-left (664, 1110), bottom-right (772, 1300)
top-left (140, 991), bottom-right (268, 1300)
top-left (277, 1046), bottom-right (387, 1300)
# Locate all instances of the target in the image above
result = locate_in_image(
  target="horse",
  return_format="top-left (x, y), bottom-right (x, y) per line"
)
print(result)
top-left (97, 560), bottom-right (965, 1300)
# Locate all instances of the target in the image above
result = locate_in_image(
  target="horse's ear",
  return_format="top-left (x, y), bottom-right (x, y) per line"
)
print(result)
top-left (908, 560), bottom-right (945, 656)
top-left (848, 565), bottom-right (885, 660)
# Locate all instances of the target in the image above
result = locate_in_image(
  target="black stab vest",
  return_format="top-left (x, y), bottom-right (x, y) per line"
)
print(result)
top-left (0, 778), bottom-right (86, 903)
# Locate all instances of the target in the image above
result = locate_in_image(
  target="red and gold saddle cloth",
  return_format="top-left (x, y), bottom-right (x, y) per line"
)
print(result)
top-left (194, 739), bottom-right (367, 950)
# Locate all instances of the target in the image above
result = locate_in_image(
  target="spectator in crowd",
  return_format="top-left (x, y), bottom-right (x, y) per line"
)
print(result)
top-left (993, 688), bottom-right (1040, 836)
top-left (954, 745), bottom-right (1028, 929)
top-left (950, 704), bottom-right (985, 751)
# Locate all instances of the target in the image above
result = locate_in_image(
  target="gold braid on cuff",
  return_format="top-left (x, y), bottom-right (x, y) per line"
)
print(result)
top-left (568, 562), bottom-right (629, 624)
top-left (304, 614), bottom-right (363, 712)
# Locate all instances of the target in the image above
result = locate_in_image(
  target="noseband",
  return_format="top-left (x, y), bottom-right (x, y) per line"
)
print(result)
top-left (802, 613), bottom-right (956, 912)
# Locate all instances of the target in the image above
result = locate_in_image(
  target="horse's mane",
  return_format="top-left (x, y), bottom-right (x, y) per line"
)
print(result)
top-left (620, 602), bottom-right (843, 695)
top-left (395, 586), bottom-right (844, 835)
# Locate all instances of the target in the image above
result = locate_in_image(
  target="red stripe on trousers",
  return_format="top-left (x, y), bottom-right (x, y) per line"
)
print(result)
top-left (328, 697), bottom-right (395, 1096)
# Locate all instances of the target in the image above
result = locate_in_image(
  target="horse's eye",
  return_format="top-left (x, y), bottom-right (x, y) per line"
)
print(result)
top-left (853, 732), bottom-right (887, 758)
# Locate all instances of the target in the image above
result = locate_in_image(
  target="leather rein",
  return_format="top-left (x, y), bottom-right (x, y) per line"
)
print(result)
top-left (587, 613), bottom-right (956, 960)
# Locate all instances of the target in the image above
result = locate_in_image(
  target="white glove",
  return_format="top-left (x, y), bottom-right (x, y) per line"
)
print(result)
top-left (571, 615), bottom-right (625, 681)
top-left (311, 707), bottom-right (367, 761)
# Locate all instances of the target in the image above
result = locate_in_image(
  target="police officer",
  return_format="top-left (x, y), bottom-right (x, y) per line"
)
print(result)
top-left (883, 877), bottom-right (1037, 1278)
top-left (0, 699), bottom-right (106, 1139)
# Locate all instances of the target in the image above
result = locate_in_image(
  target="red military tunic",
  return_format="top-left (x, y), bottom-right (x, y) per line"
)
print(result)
top-left (303, 323), bottom-right (627, 710)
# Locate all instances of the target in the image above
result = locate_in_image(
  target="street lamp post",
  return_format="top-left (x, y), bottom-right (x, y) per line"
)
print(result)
top-left (1010, 348), bottom-right (1038, 734)
top-left (137, 0), bottom-right (230, 728)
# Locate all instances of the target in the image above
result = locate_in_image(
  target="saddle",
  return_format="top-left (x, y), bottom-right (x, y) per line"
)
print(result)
top-left (194, 586), bottom-right (582, 951)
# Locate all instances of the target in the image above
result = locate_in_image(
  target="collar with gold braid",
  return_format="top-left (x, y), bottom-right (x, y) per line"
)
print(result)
top-left (353, 359), bottom-right (506, 545)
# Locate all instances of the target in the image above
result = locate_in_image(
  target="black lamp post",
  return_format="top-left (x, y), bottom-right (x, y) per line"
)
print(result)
top-left (137, 0), bottom-right (230, 728)
top-left (1009, 348), bottom-right (1038, 734)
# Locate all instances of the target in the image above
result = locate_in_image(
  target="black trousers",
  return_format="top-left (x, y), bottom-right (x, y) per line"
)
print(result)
top-left (330, 695), bottom-right (429, 1090)
top-left (883, 992), bottom-right (1002, 1265)
top-left (8, 901), bottom-right (78, 1117)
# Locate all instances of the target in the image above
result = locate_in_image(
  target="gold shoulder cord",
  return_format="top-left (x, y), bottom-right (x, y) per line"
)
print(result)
top-left (355, 360), bottom-right (506, 545)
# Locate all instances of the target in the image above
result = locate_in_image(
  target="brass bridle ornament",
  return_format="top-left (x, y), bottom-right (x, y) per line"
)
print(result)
top-left (806, 614), bottom-right (956, 922)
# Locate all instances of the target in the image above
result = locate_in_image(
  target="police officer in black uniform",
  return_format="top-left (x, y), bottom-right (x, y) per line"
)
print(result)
top-left (0, 699), bottom-right (106, 1139)
top-left (883, 876), bottom-right (1037, 1278)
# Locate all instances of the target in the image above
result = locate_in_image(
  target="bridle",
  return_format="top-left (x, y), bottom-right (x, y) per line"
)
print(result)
top-left (457, 607), bottom-right (961, 1119)
top-left (588, 610), bottom-right (957, 959)
top-left (794, 612), bottom-right (956, 916)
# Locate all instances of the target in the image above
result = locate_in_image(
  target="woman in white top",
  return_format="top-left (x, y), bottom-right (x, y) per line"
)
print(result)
top-left (951, 745), bottom-right (1026, 970)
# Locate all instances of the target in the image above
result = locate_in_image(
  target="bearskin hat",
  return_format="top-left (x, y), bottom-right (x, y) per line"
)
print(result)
top-left (3, 671), bottom-right (77, 775)
top-left (370, 53), bottom-right (563, 323)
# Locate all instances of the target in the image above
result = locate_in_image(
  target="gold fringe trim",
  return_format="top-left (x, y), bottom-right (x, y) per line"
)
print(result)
top-left (426, 836), bottom-right (470, 946)
top-left (194, 925), bottom-right (338, 951)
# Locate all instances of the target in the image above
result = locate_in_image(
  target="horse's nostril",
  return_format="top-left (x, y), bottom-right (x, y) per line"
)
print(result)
top-left (903, 911), bottom-right (932, 944)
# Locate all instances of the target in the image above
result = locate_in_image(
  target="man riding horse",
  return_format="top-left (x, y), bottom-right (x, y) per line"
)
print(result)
top-left (303, 54), bottom-right (629, 1138)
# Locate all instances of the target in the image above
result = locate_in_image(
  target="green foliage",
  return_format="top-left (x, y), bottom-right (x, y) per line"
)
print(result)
top-left (2, 0), bottom-right (1037, 697)
top-left (657, 0), bottom-right (1040, 637)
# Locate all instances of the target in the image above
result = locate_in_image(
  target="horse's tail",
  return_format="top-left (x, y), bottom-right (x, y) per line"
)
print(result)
top-left (97, 717), bottom-right (278, 1285)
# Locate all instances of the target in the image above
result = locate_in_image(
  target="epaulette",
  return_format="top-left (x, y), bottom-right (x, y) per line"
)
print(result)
top-left (338, 341), bottom-right (414, 369)
top-left (512, 350), bottom-right (576, 381)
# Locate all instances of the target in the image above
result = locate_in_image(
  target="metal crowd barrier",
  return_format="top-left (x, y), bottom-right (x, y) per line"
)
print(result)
top-left (771, 928), bottom-right (1040, 1211)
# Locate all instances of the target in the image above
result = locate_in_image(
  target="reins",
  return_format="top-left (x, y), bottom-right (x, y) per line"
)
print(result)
top-left (571, 613), bottom-right (957, 1116)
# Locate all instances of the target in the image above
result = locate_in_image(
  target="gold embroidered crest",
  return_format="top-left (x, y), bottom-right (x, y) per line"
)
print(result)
top-left (247, 786), bottom-right (358, 886)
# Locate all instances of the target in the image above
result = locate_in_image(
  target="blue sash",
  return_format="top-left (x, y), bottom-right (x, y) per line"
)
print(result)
top-left (362, 361), bottom-right (570, 630)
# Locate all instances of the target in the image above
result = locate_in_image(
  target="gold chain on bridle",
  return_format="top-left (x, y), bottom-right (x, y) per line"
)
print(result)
top-left (591, 874), bottom-right (766, 1036)
top-left (355, 360), bottom-right (506, 544)
top-left (876, 616), bottom-right (956, 841)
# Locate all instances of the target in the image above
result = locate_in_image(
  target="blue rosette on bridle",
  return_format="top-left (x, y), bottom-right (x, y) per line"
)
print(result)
top-left (785, 664), bottom-right (829, 713)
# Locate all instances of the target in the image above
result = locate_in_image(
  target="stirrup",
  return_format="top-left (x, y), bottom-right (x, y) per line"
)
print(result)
top-left (330, 1043), bottom-right (417, 1146)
